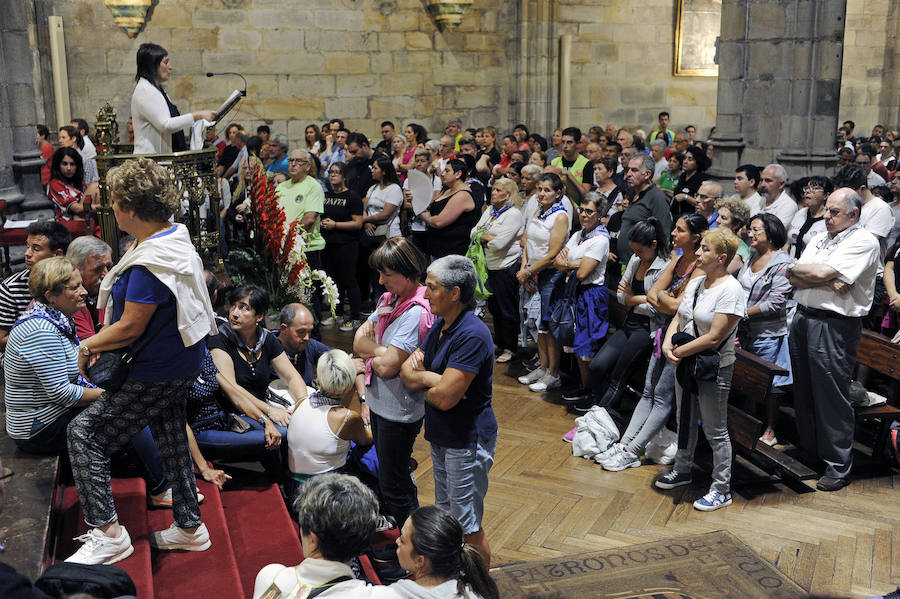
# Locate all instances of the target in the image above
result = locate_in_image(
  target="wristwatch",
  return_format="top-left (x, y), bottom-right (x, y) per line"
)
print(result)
top-left (257, 413), bottom-right (270, 426)
top-left (359, 394), bottom-right (366, 404)
top-left (79, 343), bottom-right (92, 357)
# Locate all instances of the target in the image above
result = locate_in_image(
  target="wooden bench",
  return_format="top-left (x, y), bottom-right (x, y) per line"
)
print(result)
top-left (854, 329), bottom-right (900, 459)
top-left (728, 348), bottom-right (818, 482)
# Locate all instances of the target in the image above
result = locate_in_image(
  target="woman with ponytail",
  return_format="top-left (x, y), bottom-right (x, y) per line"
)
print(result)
top-left (372, 505), bottom-right (499, 599)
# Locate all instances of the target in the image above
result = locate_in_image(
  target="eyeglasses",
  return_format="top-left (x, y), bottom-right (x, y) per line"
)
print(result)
top-left (803, 185), bottom-right (823, 193)
top-left (287, 158), bottom-right (308, 164)
top-left (695, 193), bottom-right (715, 201)
top-left (328, 170), bottom-right (341, 175)
top-left (578, 207), bottom-right (597, 215)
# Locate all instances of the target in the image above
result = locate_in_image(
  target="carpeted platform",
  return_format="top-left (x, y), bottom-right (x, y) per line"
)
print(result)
top-left (491, 530), bottom-right (806, 599)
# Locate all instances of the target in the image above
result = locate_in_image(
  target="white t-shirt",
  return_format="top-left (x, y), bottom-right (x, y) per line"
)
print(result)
top-left (860, 196), bottom-right (895, 240)
top-left (524, 204), bottom-right (568, 267)
top-left (794, 225), bottom-right (880, 316)
top-left (677, 275), bottom-right (747, 368)
top-left (564, 229), bottom-right (609, 286)
top-left (742, 191), bottom-right (763, 217)
top-left (787, 207), bottom-right (827, 255)
top-left (402, 174), bottom-right (441, 232)
top-left (366, 183), bottom-right (403, 238)
top-left (762, 190), bottom-right (798, 229)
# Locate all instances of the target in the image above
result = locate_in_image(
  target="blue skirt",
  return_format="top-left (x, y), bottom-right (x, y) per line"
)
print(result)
top-left (573, 284), bottom-right (609, 358)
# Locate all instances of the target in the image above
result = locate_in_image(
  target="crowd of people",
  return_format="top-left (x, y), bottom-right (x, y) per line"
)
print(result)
top-left (7, 40), bottom-right (900, 597)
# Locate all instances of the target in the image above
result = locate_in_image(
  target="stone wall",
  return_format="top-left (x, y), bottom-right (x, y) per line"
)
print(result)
top-left (42, 0), bottom-right (516, 147)
top-left (838, 0), bottom-right (897, 134)
top-left (558, 0), bottom-right (719, 136)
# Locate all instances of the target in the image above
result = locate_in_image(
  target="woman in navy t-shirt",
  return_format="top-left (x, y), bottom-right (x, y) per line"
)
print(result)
top-left (67, 157), bottom-right (219, 565)
top-left (400, 255), bottom-right (498, 568)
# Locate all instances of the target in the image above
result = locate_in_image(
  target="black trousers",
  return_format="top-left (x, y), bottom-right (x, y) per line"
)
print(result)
top-left (370, 412), bottom-right (422, 527)
top-left (322, 240), bottom-right (361, 320)
top-left (487, 263), bottom-right (520, 352)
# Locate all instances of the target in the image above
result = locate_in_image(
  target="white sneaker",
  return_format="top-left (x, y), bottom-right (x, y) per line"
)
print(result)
top-left (529, 373), bottom-right (561, 392)
top-left (602, 446), bottom-right (641, 471)
top-left (148, 487), bottom-right (205, 508)
top-left (150, 522), bottom-right (211, 551)
top-left (66, 527), bottom-right (134, 565)
top-left (320, 316), bottom-right (339, 326)
top-left (517, 368), bottom-right (546, 385)
top-left (593, 443), bottom-right (622, 464)
top-left (375, 514), bottom-right (397, 532)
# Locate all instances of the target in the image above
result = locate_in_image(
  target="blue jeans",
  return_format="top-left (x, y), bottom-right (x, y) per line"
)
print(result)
top-left (431, 435), bottom-right (497, 535)
top-left (18, 406), bottom-right (168, 495)
top-left (194, 415), bottom-right (287, 476)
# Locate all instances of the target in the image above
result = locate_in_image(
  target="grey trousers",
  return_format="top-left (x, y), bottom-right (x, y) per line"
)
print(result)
top-left (622, 353), bottom-right (676, 454)
top-left (674, 363), bottom-right (734, 494)
top-left (788, 309), bottom-right (861, 479)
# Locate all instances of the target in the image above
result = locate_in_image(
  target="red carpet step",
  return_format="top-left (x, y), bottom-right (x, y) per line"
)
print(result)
top-left (219, 484), bottom-right (303, 599)
top-left (146, 479), bottom-right (243, 599)
top-left (55, 478), bottom-right (155, 599)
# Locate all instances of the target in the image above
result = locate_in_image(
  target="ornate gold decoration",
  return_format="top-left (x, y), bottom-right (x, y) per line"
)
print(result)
top-left (104, 0), bottom-right (153, 39)
top-left (425, 0), bottom-right (474, 31)
top-left (94, 105), bottom-right (224, 269)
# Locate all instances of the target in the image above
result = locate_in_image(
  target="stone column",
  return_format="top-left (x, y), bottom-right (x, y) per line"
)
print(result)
top-left (711, 0), bottom-right (847, 181)
top-left (0, 0), bottom-right (51, 218)
top-left (512, 0), bottom-right (558, 137)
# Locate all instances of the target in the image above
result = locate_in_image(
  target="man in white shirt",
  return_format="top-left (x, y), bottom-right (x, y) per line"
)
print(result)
top-left (786, 188), bottom-right (880, 492)
top-left (855, 145), bottom-right (886, 188)
top-left (758, 163), bottom-right (798, 228)
top-left (650, 139), bottom-right (668, 180)
top-left (734, 164), bottom-right (763, 216)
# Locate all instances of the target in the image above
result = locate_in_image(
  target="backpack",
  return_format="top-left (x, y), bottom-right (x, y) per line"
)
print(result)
top-left (35, 563), bottom-right (136, 598)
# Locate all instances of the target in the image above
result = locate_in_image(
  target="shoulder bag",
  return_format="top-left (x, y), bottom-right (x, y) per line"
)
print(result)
top-left (87, 313), bottom-right (177, 393)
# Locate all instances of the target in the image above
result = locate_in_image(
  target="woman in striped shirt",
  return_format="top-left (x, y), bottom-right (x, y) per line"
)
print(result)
top-left (3, 257), bottom-right (102, 453)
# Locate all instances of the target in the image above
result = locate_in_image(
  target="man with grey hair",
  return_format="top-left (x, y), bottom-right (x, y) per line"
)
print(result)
top-left (265, 134), bottom-right (289, 175)
top-left (694, 180), bottom-right (724, 228)
top-left (445, 117), bottom-right (463, 151)
top-left (786, 187), bottom-right (880, 492)
top-left (253, 473), bottom-right (379, 596)
top-left (400, 254), bottom-right (497, 566)
top-left (650, 139), bottom-right (668, 179)
top-left (278, 303), bottom-right (331, 384)
top-left (758, 163), bottom-right (798, 228)
top-left (617, 154), bottom-right (673, 263)
top-left (66, 236), bottom-right (112, 340)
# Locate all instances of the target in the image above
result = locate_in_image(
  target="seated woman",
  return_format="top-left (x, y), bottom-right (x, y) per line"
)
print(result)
top-left (286, 350), bottom-right (372, 500)
top-left (3, 257), bottom-right (177, 504)
top-left (737, 213), bottom-right (793, 446)
top-left (206, 285), bottom-right (309, 473)
top-left (564, 218), bottom-right (670, 416)
top-left (400, 256), bottom-right (498, 568)
top-left (47, 147), bottom-right (89, 235)
top-left (555, 192), bottom-right (611, 402)
top-left (598, 214), bottom-right (707, 470)
top-left (670, 147), bottom-right (709, 220)
top-left (369, 505), bottom-right (499, 599)
top-left (252, 473), bottom-right (379, 598)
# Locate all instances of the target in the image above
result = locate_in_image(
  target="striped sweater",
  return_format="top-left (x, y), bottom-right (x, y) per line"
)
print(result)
top-left (3, 317), bottom-right (84, 439)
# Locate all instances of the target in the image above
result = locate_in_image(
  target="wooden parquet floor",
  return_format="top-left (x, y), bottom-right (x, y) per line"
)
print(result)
top-left (321, 324), bottom-right (899, 599)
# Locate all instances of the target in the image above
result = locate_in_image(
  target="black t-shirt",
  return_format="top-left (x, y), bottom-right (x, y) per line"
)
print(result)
top-left (207, 329), bottom-right (285, 400)
top-left (671, 171), bottom-right (704, 219)
top-left (322, 189), bottom-right (363, 245)
top-left (478, 148), bottom-right (501, 167)
top-left (218, 145), bottom-right (239, 168)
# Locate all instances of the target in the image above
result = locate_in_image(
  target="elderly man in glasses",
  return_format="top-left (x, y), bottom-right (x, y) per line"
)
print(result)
top-left (786, 187), bottom-right (880, 492)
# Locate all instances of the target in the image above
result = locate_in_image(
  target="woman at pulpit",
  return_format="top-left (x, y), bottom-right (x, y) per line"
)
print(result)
top-left (131, 42), bottom-right (218, 155)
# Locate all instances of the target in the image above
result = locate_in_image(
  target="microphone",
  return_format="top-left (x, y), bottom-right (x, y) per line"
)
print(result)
top-left (206, 72), bottom-right (247, 97)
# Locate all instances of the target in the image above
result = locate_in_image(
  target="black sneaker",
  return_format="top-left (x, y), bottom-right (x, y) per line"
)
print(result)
top-left (568, 399), bottom-right (596, 414)
top-left (523, 354), bottom-right (540, 371)
top-left (561, 386), bottom-right (590, 402)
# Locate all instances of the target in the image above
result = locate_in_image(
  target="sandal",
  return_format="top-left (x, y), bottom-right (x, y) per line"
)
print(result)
top-left (496, 349), bottom-right (514, 363)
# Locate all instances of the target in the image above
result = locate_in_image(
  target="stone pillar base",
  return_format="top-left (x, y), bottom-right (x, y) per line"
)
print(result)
top-left (707, 135), bottom-right (745, 182)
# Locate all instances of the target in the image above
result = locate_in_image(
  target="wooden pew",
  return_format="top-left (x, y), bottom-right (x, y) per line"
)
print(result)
top-left (728, 348), bottom-right (818, 482)
top-left (854, 329), bottom-right (900, 459)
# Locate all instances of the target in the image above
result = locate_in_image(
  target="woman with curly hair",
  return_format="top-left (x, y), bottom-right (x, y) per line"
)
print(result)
top-left (66, 157), bottom-right (218, 564)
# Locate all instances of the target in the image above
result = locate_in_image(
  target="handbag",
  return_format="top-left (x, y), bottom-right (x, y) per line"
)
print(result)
top-left (36, 563), bottom-right (136, 598)
top-left (548, 274), bottom-right (579, 347)
top-left (686, 282), bottom-right (730, 382)
top-left (465, 229), bottom-right (492, 301)
top-left (87, 313), bottom-right (177, 392)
